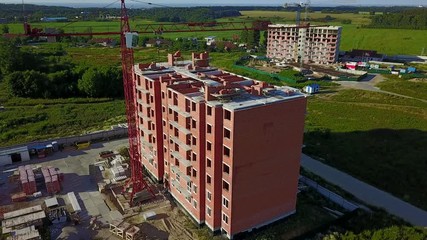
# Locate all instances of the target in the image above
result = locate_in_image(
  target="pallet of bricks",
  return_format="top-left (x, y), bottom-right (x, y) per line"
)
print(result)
top-left (18, 165), bottom-right (37, 195)
top-left (42, 166), bottom-right (61, 194)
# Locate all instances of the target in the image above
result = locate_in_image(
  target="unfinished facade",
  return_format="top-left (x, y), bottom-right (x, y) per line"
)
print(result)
top-left (267, 24), bottom-right (342, 64)
top-left (133, 52), bottom-right (307, 239)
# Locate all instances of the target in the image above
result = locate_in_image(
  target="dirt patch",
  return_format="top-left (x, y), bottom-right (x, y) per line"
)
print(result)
top-left (135, 196), bottom-right (196, 240)
top-left (408, 78), bottom-right (427, 83)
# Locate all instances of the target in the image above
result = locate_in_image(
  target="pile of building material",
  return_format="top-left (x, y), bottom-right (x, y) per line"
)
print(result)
top-left (11, 192), bottom-right (27, 202)
top-left (1, 205), bottom-right (45, 239)
top-left (41, 166), bottom-right (61, 194)
top-left (109, 220), bottom-right (140, 240)
top-left (44, 197), bottom-right (67, 224)
top-left (111, 165), bottom-right (127, 182)
top-left (18, 165), bottom-right (37, 195)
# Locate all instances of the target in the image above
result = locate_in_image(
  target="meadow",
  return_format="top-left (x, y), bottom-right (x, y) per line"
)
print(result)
top-left (377, 78), bottom-right (427, 101)
top-left (304, 89), bottom-right (427, 210)
top-left (0, 90), bottom-right (125, 147)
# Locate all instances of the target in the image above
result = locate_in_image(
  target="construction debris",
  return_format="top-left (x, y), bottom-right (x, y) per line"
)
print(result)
top-left (109, 220), bottom-right (140, 239)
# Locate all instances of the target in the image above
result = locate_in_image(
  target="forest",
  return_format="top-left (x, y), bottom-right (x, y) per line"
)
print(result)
top-left (367, 9), bottom-right (427, 30)
top-left (139, 7), bottom-right (241, 22)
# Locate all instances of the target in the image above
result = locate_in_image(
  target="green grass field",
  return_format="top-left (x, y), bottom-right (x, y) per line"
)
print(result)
top-left (240, 10), bottom-right (372, 25)
top-left (0, 94), bottom-right (125, 147)
top-left (377, 78), bottom-right (427, 101)
top-left (304, 89), bottom-right (427, 210)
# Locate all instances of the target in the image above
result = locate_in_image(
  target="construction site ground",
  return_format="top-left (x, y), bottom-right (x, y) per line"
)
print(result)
top-left (0, 138), bottom-right (206, 240)
top-left (251, 61), bottom-right (358, 79)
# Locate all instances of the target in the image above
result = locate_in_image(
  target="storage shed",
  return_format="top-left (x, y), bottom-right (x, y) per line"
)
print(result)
top-left (303, 84), bottom-right (320, 94)
top-left (0, 146), bottom-right (30, 166)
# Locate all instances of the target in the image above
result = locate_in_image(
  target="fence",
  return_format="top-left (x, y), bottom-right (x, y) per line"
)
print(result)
top-left (336, 73), bottom-right (367, 82)
top-left (0, 127), bottom-right (128, 152)
top-left (368, 69), bottom-right (391, 74)
top-left (300, 176), bottom-right (359, 212)
top-left (233, 64), bottom-right (297, 84)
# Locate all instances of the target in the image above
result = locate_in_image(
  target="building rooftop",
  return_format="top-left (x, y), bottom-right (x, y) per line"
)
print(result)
top-left (135, 62), bottom-right (305, 111)
top-left (0, 146), bottom-right (28, 156)
top-left (268, 24), bottom-right (341, 30)
top-left (2, 211), bottom-right (46, 228)
top-left (45, 197), bottom-right (59, 208)
top-left (3, 205), bottom-right (42, 220)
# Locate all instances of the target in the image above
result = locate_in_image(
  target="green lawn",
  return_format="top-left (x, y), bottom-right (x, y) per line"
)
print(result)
top-left (240, 10), bottom-right (372, 25)
top-left (0, 97), bottom-right (125, 147)
top-left (304, 89), bottom-right (427, 210)
top-left (377, 78), bottom-right (427, 101)
top-left (339, 24), bottom-right (427, 55)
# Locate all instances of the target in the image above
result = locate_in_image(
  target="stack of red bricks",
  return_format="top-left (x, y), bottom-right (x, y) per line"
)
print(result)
top-left (18, 165), bottom-right (37, 195)
top-left (42, 166), bottom-right (61, 194)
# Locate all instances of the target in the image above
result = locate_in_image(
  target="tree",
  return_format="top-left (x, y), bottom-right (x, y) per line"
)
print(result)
top-left (47, 70), bottom-right (78, 98)
top-left (78, 66), bottom-right (123, 98)
top-left (240, 30), bottom-right (249, 43)
top-left (6, 70), bottom-right (49, 98)
top-left (1, 24), bottom-right (9, 34)
top-left (0, 37), bottom-right (23, 76)
top-left (78, 67), bottom-right (105, 98)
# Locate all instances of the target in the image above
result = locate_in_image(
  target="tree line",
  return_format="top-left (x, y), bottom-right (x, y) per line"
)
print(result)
top-left (140, 7), bottom-right (241, 23)
top-left (0, 37), bottom-right (123, 99)
top-left (367, 8), bottom-right (427, 30)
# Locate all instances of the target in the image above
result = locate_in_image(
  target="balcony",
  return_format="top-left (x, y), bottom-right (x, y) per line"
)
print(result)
top-left (137, 99), bottom-right (150, 108)
top-left (139, 124), bottom-right (153, 135)
top-left (171, 179), bottom-right (191, 198)
top-left (169, 121), bottom-right (191, 135)
top-left (171, 151), bottom-right (192, 168)
top-left (140, 138), bottom-right (153, 150)
top-left (171, 165), bottom-right (191, 184)
top-left (169, 105), bottom-right (191, 118)
top-left (142, 152), bottom-right (154, 161)
top-left (170, 136), bottom-right (191, 151)
top-left (138, 112), bottom-right (151, 122)
top-left (136, 86), bottom-right (150, 94)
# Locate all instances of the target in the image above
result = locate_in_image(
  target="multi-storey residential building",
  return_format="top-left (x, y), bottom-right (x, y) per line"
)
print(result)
top-left (267, 24), bottom-right (342, 64)
top-left (133, 52), bottom-right (307, 239)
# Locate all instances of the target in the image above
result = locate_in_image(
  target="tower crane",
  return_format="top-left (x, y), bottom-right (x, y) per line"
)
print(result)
top-left (10, 0), bottom-right (271, 206)
top-left (284, 0), bottom-right (311, 68)
top-left (284, 0), bottom-right (311, 26)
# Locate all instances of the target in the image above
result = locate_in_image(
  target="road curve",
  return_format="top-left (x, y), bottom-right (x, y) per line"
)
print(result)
top-left (301, 154), bottom-right (427, 226)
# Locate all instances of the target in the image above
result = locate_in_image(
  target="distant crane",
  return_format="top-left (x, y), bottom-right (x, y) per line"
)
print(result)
top-left (283, 0), bottom-right (311, 26)
top-left (283, 0), bottom-right (311, 68)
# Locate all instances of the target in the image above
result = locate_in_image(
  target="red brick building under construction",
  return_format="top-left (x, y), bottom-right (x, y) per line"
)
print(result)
top-left (133, 51), bottom-right (307, 238)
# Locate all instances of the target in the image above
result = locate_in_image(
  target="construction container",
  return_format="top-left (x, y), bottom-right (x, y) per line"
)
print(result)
top-left (407, 67), bottom-right (416, 73)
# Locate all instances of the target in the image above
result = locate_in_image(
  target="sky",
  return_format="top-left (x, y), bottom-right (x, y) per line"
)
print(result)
top-left (1, 0), bottom-right (426, 7)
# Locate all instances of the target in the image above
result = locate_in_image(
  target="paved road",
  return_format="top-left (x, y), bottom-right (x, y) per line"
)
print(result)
top-left (301, 154), bottom-right (427, 227)
top-left (336, 74), bottom-right (427, 103)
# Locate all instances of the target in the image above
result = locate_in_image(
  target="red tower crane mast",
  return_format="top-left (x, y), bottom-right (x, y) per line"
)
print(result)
top-left (119, 0), bottom-right (155, 204)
